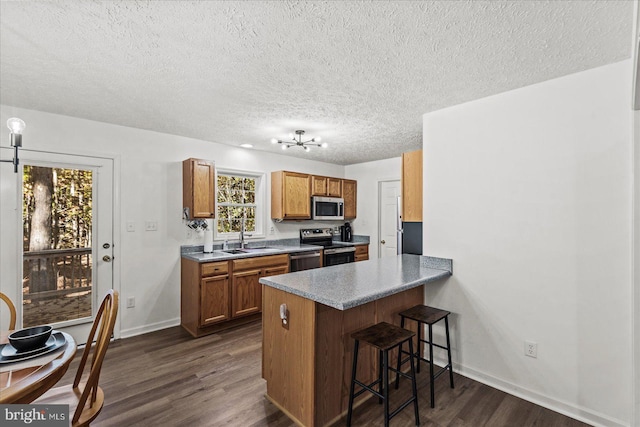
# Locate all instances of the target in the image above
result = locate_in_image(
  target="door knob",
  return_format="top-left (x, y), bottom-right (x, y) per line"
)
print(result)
top-left (102, 255), bottom-right (112, 262)
top-left (381, 240), bottom-right (386, 244)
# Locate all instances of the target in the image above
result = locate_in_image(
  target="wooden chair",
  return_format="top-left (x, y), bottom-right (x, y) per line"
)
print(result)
top-left (0, 291), bottom-right (17, 330)
top-left (36, 290), bottom-right (119, 426)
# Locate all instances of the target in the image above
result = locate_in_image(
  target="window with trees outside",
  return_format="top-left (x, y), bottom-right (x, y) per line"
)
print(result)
top-left (216, 170), bottom-right (265, 238)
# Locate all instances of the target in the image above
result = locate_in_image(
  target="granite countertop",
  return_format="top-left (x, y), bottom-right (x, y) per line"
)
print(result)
top-left (181, 235), bottom-right (370, 262)
top-left (259, 255), bottom-right (453, 310)
top-left (181, 244), bottom-right (322, 262)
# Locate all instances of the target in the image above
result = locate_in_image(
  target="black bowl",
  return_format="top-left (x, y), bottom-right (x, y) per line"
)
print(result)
top-left (8, 325), bottom-right (53, 352)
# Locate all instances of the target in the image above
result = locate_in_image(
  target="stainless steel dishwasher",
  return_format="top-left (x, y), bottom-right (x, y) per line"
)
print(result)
top-left (289, 250), bottom-right (322, 272)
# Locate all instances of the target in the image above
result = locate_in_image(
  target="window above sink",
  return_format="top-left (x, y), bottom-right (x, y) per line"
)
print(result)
top-left (215, 168), bottom-right (266, 240)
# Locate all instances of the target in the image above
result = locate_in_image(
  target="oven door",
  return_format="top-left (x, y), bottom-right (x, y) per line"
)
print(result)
top-left (323, 247), bottom-right (355, 266)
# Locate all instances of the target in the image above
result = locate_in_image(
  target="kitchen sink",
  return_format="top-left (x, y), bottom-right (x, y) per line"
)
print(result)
top-left (222, 247), bottom-right (281, 255)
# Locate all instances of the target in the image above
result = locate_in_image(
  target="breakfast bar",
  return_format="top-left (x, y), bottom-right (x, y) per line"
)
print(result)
top-left (259, 254), bottom-right (453, 427)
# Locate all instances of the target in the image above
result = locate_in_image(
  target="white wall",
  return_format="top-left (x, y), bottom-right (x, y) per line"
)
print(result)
top-left (0, 106), bottom-right (345, 337)
top-left (633, 109), bottom-right (639, 427)
top-left (345, 157), bottom-right (401, 260)
top-left (422, 61), bottom-right (633, 426)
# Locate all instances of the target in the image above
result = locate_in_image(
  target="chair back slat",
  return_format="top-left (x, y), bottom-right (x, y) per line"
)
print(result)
top-left (0, 292), bottom-right (17, 330)
top-left (71, 290), bottom-right (118, 425)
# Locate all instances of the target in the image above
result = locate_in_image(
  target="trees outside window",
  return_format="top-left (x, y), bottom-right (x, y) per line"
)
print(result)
top-left (216, 170), bottom-right (264, 238)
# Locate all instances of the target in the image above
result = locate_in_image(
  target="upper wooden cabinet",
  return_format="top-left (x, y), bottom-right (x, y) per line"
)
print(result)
top-left (183, 158), bottom-right (216, 219)
top-left (271, 171), bottom-right (311, 220)
top-left (342, 179), bottom-right (357, 219)
top-left (401, 150), bottom-right (422, 222)
top-left (311, 175), bottom-right (342, 197)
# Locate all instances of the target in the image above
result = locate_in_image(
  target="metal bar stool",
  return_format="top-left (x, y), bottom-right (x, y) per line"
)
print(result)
top-left (347, 322), bottom-right (420, 427)
top-left (395, 305), bottom-right (454, 408)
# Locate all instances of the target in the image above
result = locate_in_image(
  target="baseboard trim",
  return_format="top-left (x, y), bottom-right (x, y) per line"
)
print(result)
top-left (456, 363), bottom-right (628, 427)
top-left (120, 317), bottom-right (181, 339)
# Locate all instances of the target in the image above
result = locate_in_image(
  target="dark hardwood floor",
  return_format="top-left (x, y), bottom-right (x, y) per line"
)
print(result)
top-left (56, 321), bottom-right (591, 426)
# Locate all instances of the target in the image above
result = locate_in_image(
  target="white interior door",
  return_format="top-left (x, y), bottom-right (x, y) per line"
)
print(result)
top-left (0, 149), bottom-right (114, 344)
top-left (378, 180), bottom-right (401, 258)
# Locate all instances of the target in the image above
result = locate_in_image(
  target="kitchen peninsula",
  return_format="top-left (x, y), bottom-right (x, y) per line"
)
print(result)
top-left (259, 254), bottom-right (453, 427)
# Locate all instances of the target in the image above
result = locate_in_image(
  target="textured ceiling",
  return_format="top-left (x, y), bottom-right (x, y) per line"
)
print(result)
top-left (0, 1), bottom-right (632, 165)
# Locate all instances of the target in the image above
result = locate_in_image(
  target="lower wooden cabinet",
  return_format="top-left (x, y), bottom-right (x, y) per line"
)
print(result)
top-left (231, 255), bottom-right (289, 318)
top-left (355, 244), bottom-right (369, 262)
top-left (200, 265), bottom-right (230, 326)
top-left (181, 254), bottom-right (289, 337)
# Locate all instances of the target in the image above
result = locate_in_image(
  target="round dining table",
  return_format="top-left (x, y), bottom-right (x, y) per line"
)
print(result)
top-left (0, 330), bottom-right (76, 404)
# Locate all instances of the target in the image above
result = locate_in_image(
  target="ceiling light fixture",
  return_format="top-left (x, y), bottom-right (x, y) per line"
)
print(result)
top-left (270, 130), bottom-right (327, 152)
top-left (240, 143), bottom-right (253, 148)
top-left (1, 118), bottom-right (25, 173)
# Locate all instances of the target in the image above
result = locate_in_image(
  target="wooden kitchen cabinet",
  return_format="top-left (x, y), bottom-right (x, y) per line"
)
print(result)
top-left (311, 175), bottom-right (342, 197)
top-left (183, 158), bottom-right (216, 219)
top-left (271, 171), bottom-right (311, 220)
top-left (342, 179), bottom-right (357, 219)
top-left (354, 244), bottom-right (369, 262)
top-left (401, 149), bottom-right (423, 222)
top-left (182, 255), bottom-right (289, 338)
top-left (200, 262), bottom-right (230, 326)
top-left (181, 258), bottom-right (234, 337)
top-left (231, 254), bottom-right (289, 318)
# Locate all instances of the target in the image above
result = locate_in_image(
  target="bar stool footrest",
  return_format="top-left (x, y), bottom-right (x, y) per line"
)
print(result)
top-left (353, 379), bottom-right (383, 400)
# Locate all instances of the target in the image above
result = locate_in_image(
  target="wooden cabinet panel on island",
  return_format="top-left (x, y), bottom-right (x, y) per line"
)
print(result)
top-left (311, 175), bottom-right (342, 197)
top-left (182, 158), bottom-right (216, 219)
top-left (342, 179), bottom-right (357, 219)
top-left (354, 245), bottom-right (369, 262)
top-left (271, 171), bottom-right (311, 220)
top-left (231, 254), bottom-right (289, 319)
top-left (401, 150), bottom-right (422, 222)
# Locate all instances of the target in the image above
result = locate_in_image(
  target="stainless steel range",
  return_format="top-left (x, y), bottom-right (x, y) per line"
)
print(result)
top-left (300, 228), bottom-right (355, 266)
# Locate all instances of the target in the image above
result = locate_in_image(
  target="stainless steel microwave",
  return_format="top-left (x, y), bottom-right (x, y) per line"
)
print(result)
top-left (311, 196), bottom-right (344, 220)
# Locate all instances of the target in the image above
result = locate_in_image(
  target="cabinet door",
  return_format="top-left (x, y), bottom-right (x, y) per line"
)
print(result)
top-left (311, 175), bottom-right (342, 197)
top-left (232, 269), bottom-right (262, 318)
top-left (200, 274), bottom-right (230, 326)
top-left (402, 150), bottom-right (422, 222)
top-left (183, 158), bottom-right (216, 218)
top-left (342, 179), bottom-right (357, 219)
top-left (283, 172), bottom-right (311, 219)
top-left (327, 178), bottom-right (342, 197)
top-left (311, 176), bottom-right (328, 196)
top-left (354, 245), bottom-right (369, 262)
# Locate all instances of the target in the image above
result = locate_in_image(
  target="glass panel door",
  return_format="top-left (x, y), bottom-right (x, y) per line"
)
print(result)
top-left (22, 165), bottom-right (94, 327)
top-left (0, 150), bottom-right (114, 344)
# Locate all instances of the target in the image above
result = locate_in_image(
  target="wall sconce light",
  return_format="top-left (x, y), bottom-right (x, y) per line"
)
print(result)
top-left (2, 118), bottom-right (25, 173)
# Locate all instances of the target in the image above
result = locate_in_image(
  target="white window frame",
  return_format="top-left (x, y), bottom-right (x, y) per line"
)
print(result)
top-left (214, 168), bottom-right (266, 241)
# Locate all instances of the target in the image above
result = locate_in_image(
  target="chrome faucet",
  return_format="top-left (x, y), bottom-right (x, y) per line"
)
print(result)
top-left (239, 217), bottom-right (252, 249)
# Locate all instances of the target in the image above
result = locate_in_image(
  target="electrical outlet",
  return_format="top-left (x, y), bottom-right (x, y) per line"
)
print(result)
top-left (126, 221), bottom-right (135, 232)
top-left (525, 341), bottom-right (537, 358)
top-left (126, 296), bottom-right (135, 308)
top-left (269, 226), bottom-right (275, 235)
top-left (145, 221), bottom-right (158, 231)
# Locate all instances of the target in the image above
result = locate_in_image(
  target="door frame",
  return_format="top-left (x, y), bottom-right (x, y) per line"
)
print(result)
top-left (1, 147), bottom-right (122, 339)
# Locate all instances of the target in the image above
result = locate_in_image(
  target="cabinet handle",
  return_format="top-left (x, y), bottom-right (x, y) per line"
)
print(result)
top-left (280, 303), bottom-right (288, 325)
